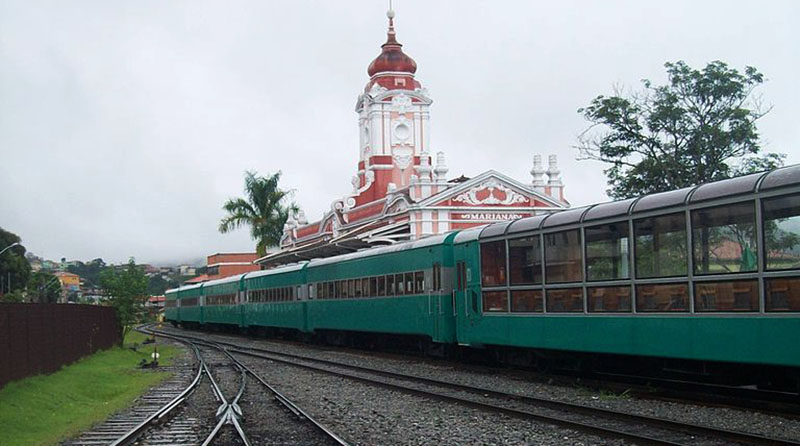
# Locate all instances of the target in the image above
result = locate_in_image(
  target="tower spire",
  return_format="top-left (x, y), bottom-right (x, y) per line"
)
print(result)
top-left (386, 1), bottom-right (398, 46)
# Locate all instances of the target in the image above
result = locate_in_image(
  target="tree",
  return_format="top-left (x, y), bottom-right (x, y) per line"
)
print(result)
top-left (577, 60), bottom-right (784, 199)
top-left (67, 258), bottom-right (106, 288)
top-left (100, 258), bottom-right (148, 345)
top-left (147, 274), bottom-right (177, 296)
top-left (0, 227), bottom-right (31, 295)
top-left (219, 171), bottom-right (299, 256)
top-left (27, 271), bottom-right (61, 303)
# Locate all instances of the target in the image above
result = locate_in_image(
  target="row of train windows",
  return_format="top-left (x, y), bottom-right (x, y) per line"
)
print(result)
top-left (481, 278), bottom-right (800, 313)
top-left (249, 287), bottom-right (296, 303)
top-left (315, 268), bottom-right (441, 299)
top-left (206, 293), bottom-right (237, 306)
top-left (180, 297), bottom-right (199, 307)
top-left (481, 195), bottom-right (800, 286)
top-left (165, 300), bottom-right (177, 308)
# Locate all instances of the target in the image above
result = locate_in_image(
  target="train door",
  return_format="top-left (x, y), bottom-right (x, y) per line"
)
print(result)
top-left (454, 241), bottom-right (478, 345)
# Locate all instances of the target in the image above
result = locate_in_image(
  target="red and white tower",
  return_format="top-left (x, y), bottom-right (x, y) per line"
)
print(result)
top-left (261, 8), bottom-right (570, 268)
top-left (351, 8), bottom-right (434, 207)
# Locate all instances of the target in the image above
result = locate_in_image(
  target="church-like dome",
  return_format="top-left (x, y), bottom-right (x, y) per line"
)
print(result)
top-left (367, 11), bottom-right (417, 77)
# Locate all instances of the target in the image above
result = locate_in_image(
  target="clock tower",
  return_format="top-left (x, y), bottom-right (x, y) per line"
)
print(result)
top-left (352, 7), bottom-right (435, 207)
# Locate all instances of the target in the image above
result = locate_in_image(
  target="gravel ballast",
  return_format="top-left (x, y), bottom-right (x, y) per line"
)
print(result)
top-left (237, 353), bottom-right (626, 446)
top-left (171, 327), bottom-right (800, 443)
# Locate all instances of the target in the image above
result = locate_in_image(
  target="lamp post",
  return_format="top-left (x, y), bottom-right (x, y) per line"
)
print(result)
top-left (0, 242), bottom-right (21, 294)
top-left (0, 242), bottom-right (20, 257)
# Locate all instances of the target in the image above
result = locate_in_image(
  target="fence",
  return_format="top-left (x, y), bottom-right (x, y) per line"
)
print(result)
top-left (0, 303), bottom-right (120, 388)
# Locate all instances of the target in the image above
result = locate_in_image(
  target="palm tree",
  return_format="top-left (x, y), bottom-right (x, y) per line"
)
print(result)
top-left (219, 171), bottom-right (298, 256)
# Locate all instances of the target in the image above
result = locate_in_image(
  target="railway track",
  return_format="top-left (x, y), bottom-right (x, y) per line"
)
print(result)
top-left (153, 327), bottom-right (800, 446)
top-left (70, 327), bottom-right (350, 446)
top-left (66, 343), bottom-right (199, 446)
top-left (191, 328), bottom-right (800, 417)
top-left (137, 326), bottom-right (350, 446)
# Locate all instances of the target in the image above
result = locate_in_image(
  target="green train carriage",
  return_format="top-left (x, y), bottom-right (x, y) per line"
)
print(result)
top-left (242, 263), bottom-right (308, 333)
top-left (455, 164), bottom-right (800, 373)
top-left (175, 283), bottom-right (204, 327)
top-left (202, 274), bottom-right (246, 327)
top-left (164, 288), bottom-right (179, 323)
top-left (304, 232), bottom-right (457, 349)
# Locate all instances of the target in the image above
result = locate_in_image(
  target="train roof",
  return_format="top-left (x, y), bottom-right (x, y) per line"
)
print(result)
top-left (453, 226), bottom-right (483, 244)
top-left (308, 232), bottom-right (456, 267)
top-left (245, 262), bottom-right (308, 279)
top-left (203, 274), bottom-right (245, 287)
top-left (477, 164), bottom-right (800, 240)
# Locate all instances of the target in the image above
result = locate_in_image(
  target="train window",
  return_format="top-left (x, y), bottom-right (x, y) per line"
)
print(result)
top-left (635, 283), bottom-right (689, 312)
top-left (414, 271), bottom-right (425, 293)
top-left (511, 290), bottom-right (543, 312)
top-left (337, 280), bottom-right (345, 298)
top-left (354, 279), bottom-right (362, 297)
top-left (405, 272), bottom-right (414, 294)
top-left (509, 236), bottom-right (543, 285)
top-left (433, 263), bottom-right (441, 291)
top-left (348, 280), bottom-right (356, 298)
top-left (763, 194), bottom-right (800, 270)
top-left (545, 230), bottom-right (582, 283)
top-left (692, 202), bottom-right (757, 274)
top-left (586, 222), bottom-right (630, 281)
top-left (634, 213), bottom-right (687, 278)
top-left (546, 288), bottom-right (583, 312)
top-left (386, 275), bottom-right (395, 296)
top-left (765, 278), bottom-right (800, 311)
top-left (362, 278), bottom-right (370, 297)
top-left (480, 241), bottom-right (507, 286)
top-left (369, 277), bottom-right (377, 297)
top-left (396, 273), bottom-right (405, 295)
top-left (587, 286), bottom-right (631, 312)
top-left (482, 291), bottom-right (508, 312)
top-left (377, 276), bottom-right (386, 296)
top-left (694, 280), bottom-right (758, 312)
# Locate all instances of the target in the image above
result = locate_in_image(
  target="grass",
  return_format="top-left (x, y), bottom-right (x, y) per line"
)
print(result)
top-left (0, 328), bottom-right (179, 446)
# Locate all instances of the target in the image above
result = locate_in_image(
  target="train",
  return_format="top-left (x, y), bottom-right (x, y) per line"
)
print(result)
top-left (166, 165), bottom-right (800, 387)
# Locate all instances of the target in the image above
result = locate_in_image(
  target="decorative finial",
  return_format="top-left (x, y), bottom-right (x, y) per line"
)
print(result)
top-left (387, 1), bottom-right (396, 32)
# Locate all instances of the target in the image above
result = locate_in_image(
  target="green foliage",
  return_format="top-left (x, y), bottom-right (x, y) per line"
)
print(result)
top-left (0, 290), bottom-right (25, 303)
top-left (27, 271), bottom-right (61, 303)
top-left (578, 60), bottom-right (784, 199)
top-left (0, 227), bottom-right (31, 295)
top-left (146, 274), bottom-right (178, 296)
top-left (0, 330), bottom-right (176, 446)
top-left (219, 170), bottom-right (299, 256)
top-left (99, 259), bottom-right (148, 345)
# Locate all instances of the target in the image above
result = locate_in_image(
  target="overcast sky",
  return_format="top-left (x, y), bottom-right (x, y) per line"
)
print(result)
top-left (1, 1), bottom-right (798, 265)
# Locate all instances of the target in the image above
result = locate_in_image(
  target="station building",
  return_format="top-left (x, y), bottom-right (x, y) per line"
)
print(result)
top-left (257, 9), bottom-right (570, 268)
